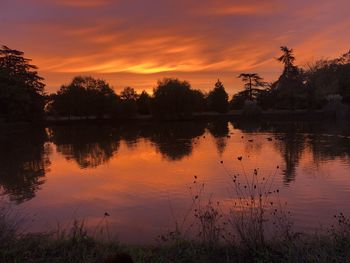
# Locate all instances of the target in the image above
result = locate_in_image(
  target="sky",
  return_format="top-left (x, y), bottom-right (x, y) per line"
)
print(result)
top-left (1, 0), bottom-right (349, 95)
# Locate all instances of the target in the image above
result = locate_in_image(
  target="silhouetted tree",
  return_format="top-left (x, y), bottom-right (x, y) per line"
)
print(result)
top-left (278, 46), bottom-right (296, 75)
top-left (0, 45), bottom-right (45, 121)
top-left (191, 89), bottom-right (207, 112)
top-left (237, 73), bottom-right (267, 101)
top-left (229, 91), bottom-right (246, 110)
top-left (305, 51), bottom-right (350, 108)
top-left (230, 48), bottom-right (349, 111)
top-left (137, 90), bottom-right (151, 115)
top-left (304, 60), bottom-right (335, 109)
top-left (275, 46), bottom-right (306, 110)
top-left (49, 76), bottom-right (118, 118)
top-left (255, 85), bottom-right (276, 110)
top-left (120, 86), bottom-right (138, 101)
top-left (207, 79), bottom-right (229, 113)
top-left (119, 87), bottom-right (138, 118)
top-left (152, 78), bottom-right (194, 119)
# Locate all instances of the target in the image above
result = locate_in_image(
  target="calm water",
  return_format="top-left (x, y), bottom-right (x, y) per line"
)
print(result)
top-left (1, 120), bottom-right (350, 244)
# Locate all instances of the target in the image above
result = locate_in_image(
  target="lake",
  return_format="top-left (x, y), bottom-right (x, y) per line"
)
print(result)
top-left (1, 120), bottom-right (350, 244)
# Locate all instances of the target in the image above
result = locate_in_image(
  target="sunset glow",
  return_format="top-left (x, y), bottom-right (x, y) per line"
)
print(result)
top-left (1, 0), bottom-right (350, 93)
top-left (0, 0), bottom-right (350, 93)
top-left (2, 1), bottom-right (350, 259)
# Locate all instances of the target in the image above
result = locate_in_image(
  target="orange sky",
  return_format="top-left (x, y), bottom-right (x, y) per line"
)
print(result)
top-left (1, 0), bottom-right (350, 95)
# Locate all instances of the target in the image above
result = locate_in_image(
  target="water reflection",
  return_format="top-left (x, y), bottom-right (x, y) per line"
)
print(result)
top-left (308, 134), bottom-right (350, 163)
top-left (49, 125), bottom-right (120, 168)
top-left (49, 122), bottom-right (208, 164)
top-left (230, 120), bottom-right (350, 184)
top-left (146, 122), bottom-right (206, 161)
top-left (207, 121), bottom-right (229, 155)
top-left (275, 132), bottom-right (305, 184)
top-left (1, 120), bottom-right (350, 206)
top-left (48, 120), bottom-right (350, 185)
top-left (0, 128), bottom-right (50, 203)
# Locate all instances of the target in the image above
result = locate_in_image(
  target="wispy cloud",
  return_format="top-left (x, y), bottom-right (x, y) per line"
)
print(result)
top-left (52, 0), bottom-right (112, 8)
top-left (198, 1), bottom-right (283, 16)
top-left (1, 0), bottom-right (349, 93)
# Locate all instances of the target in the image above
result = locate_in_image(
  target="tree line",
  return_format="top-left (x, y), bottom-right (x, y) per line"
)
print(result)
top-left (47, 77), bottom-right (229, 120)
top-left (1, 45), bottom-right (349, 122)
top-left (231, 46), bottom-right (350, 113)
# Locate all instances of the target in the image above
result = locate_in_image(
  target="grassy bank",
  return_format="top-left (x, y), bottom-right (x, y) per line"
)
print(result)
top-left (1, 217), bottom-right (350, 263)
top-left (44, 110), bottom-right (327, 123)
top-left (1, 171), bottom-right (350, 263)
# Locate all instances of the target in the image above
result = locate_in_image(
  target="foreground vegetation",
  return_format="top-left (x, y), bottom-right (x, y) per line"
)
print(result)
top-left (1, 45), bottom-right (350, 122)
top-left (1, 206), bottom-right (350, 263)
top-left (1, 228), bottom-right (349, 263)
top-left (2, 167), bottom-right (350, 263)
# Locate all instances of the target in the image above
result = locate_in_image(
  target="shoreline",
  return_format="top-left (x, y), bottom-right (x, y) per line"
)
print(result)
top-left (1, 109), bottom-right (345, 128)
top-left (1, 218), bottom-right (350, 263)
top-left (43, 109), bottom-right (327, 124)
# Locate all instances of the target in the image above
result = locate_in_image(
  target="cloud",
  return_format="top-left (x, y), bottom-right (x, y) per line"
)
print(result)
top-left (52, 0), bottom-right (112, 8)
top-left (1, 0), bottom-right (349, 94)
top-left (199, 1), bottom-right (282, 16)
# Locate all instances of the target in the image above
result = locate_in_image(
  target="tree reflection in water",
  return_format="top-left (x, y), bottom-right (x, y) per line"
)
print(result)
top-left (1, 120), bottom-right (349, 204)
top-left (0, 127), bottom-right (50, 203)
top-left (145, 121), bottom-right (206, 161)
top-left (230, 120), bottom-right (350, 184)
top-left (207, 121), bottom-right (229, 156)
top-left (49, 125), bottom-right (120, 168)
top-left (49, 122), bottom-right (207, 165)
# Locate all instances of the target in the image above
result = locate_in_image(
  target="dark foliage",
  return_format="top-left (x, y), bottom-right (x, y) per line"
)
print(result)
top-left (49, 76), bottom-right (119, 118)
top-left (0, 46), bottom-right (45, 121)
top-left (207, 79), bottom-right (229, 113)
top-left (136, 90), bottom-right (151, 115)
top-left (119, 87), bottom-right (138, 118)
top-left (231, 47), bottom-right (350, 112)
top-left (229, 91), bottom-right (246, 110)
top-left (2, 44), bottom-right (350, 119)
top-left (191, 89), bottom-right (207, 112)
top-left (237, 73), bottom-right (267, 101)
top-left (152, 78), bottom-right (194, 119)
top-left (305, 50), bottom-right (350, 108)
top-left (273, 47), bottom-right (306, 109)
